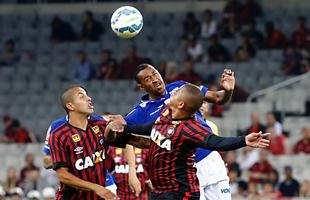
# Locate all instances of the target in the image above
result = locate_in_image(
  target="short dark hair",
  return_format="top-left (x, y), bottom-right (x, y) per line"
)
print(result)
top-left (60, 85), bottom-right (88, 114)
top-left (181, 84), bottom-right (204, 115)
top-left (135, 63), bottom-right (151, 83)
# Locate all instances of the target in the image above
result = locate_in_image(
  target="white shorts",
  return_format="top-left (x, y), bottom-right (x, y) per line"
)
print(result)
top-left (200, 179), bottom-right (231, 200)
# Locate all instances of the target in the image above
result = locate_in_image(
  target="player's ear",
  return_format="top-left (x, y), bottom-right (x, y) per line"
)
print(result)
top-left (137, 83), bottom-right (144, 91)
top-left (178, 101), bottom-right (185, 109)
top-left (66, 102), bottom-right (75, 111)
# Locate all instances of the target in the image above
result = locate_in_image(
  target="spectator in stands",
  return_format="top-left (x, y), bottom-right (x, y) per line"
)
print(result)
top-left (225, 151), bottom-right (241, 177)
top-left (98, 49), bottom-right (119, 80)
top-left (234, 34), bottom-right (256, 62)
top-left (266, 127), bottom-right (289, 155)
top-left (245, 112), bottom-right (266, 135)
top-left (300, 179), bottom-right (310, 197)
top-left (282, 45), bottom-right (303, 75)
top-left (239, 0), bottom-right (263, 25)
top-left (3, 167), bottom-right (21, 194)
top-left (182, 12), bottom-right (201, 40)
top-left (266, 169), bottom-right (280, 189)
top-left (41, 187), bottom-right (56, 200)
top-left (294, 127), bottom-right (310, 154)
top-left (1, 116), bottom-right (35, 143)
top-left (231, 85), bottom-right (249, 102)
top-left (242, 21), bottom-right (264, 48)
top-left (200, 9), bottom-right (217, 39)
top-left (164, 61), bottom-right (179, 83)
top-left (8, 187), bottom-right (24, 200)
top-left (234, 181), bottom-right (248, 198)
top-left (175, 60), bottom-right (202, 85)
top-left (248, 149), bottom-right (274, 184)
top-left (80, 10), bottom-right (104, 41)
top-left (50, 16), bottom-right (76, 42)
top-left (237, 147), bottom-right (259, 171)
top-left (185, 38), bottom-right (203, 63)
top-left (247, 182), bottom-right (260, 199)
top-left (0, 39), bottom-right (19, 66)
top-left (20, 154), bottom-right (39, 184)
top-left (119, 45), bottom-right (144, 79)
top-left (220, 0), bottom-right (241, 38)
top-left (266, 112), bottom-right (283, 136)
top-left (279, 166), bottom-right (300, 197)
top-left (261, 181), bottom-right (278, 199)
top-left (264, 21), bottom-right (287, 49)
top-left (291, 16), bottom-right (309, 49)
top-left (207, 34), bottom-right (230, 62)
top-left (300, 49), bottom-right (310, 73)
top-left (228, 169), bottom-right (240, 196)
top-left (74, 51), bottom-right (94, 81)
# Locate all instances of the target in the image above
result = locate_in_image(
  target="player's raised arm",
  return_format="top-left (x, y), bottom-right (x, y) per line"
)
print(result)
top-left (186, 130), bottom-right (270, 151)
top-left (204, 69), bottom-right (235, 105)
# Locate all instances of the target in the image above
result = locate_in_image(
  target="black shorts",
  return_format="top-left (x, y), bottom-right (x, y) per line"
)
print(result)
top-left (151, 191), bottom-right (200, 200)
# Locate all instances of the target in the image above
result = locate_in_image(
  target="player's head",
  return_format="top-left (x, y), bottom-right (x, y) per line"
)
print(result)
top-left (135, 64), bottom-right (165, 98)
top-left (170, 83), bottom-right (204, 116)
top-left (60, 86), bottom-right (94, 116)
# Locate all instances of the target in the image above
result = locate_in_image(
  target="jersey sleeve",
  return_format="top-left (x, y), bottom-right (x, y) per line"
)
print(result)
top-left (42, 126), bottom-right (51, 155)
top-left (125, 106), bottom-right (145, 125)
top-left (182, 122), bottom-right (246, 151)
top-left (199, 85), bottom-right (208, 96)
top-left (49, 132), bottom-right (69, 170)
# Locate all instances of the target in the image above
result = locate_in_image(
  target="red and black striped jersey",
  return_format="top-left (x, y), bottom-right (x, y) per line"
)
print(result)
top-left (49, 116), bottom-right (124, 200)
top-left (108, 147), bottom-right (149, 200)
top-left (149, 107), bottom-right (212, 194)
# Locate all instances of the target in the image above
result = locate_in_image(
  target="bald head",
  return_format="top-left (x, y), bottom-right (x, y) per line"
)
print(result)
top-left (60, 86), bottom-right (86, 113)
top-left (179, 84), bottom-right (204, 115)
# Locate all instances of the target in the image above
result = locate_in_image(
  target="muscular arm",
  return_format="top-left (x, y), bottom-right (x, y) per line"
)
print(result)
top-left (204, 90), bottom-right (233, 105)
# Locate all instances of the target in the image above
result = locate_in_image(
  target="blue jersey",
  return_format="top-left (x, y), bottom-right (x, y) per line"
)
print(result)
top-left (125, 81), bottom-right (213, 162)
top-left (42, 115), bottom-right (115, 187)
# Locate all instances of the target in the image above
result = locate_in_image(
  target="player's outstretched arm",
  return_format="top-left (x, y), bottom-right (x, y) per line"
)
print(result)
top-left (105, 121), bottom-right (151, 149)
top-left (56, 167), bottom-right (117, 200)
top-left (125, 145), bottom-right (142, 197)
top-left (196, 132), bottom-right (269, 151)
top-left (204, 69), bottom-right (235, 105)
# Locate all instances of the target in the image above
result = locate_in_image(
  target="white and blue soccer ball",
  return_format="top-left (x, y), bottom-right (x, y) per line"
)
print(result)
top-left (111, 6), bottom-right (143, 39)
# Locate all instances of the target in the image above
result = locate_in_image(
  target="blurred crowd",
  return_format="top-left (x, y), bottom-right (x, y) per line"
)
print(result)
top-left (0, 153), bottom-right (58, 200)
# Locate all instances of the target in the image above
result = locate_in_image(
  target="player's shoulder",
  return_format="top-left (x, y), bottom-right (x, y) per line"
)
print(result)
top-left (182, 118), bottom-right (209, 132)
top-left (166, 80), bottom-right (187, 92)
top-left (50, 116), bottom-right (67, 133)
top-left (88, 115), bottom-right (108, 125)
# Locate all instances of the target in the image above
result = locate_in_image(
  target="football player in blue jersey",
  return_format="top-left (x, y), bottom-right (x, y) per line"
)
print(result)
top-left (124, 63), bottom-right (235, 200)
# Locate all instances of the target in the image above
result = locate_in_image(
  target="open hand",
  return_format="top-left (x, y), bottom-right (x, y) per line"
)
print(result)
top-left (93, 185), bottom-right (118, 200)
top-left (245, 131), bottom-right (270, 148)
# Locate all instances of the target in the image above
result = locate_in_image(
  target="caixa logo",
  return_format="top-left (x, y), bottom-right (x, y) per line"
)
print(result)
top-left (221, 188), bottom-right (230, 194)
top-left (75, 150), bottom-right (105, 170)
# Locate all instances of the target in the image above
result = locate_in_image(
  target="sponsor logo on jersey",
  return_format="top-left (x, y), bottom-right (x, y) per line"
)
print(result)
top-left (92, 126), bottom-right (100, 134)
top-left (115, 164), bottom-right (144, 174)
top-left (167, 127), bottom-right (175, 135)
top-left (72, 134), bottom-right (80, 142)
top-left (75, 150), bottom-right (105, 170)
top-left (151, 129), bottom-right (171, 151)
top-left (221, 188), bottom-right (230, 194)
top-left (74, 146), bottom-right (83, 155)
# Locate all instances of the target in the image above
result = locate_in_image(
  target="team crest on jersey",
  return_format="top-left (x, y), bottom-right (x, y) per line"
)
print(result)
top-left (167, 127), bottom-right (175, 135)
top-left (72, 134), bottom-right (80, 142)
top-left (171, 121), bottom-right (180, 125)
top-left (92, 126), bottom-right (100, 134)
top-left (116, 148), bottom-right (123, 155)
top-left (162, 109), bottom-right (170, 117)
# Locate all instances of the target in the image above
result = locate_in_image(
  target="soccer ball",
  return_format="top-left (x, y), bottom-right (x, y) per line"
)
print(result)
top-left (111, 6), bottom-right (143, 39)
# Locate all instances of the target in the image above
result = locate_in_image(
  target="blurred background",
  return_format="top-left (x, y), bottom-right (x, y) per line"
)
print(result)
top-left (0, 0), bottom-right (309, 199)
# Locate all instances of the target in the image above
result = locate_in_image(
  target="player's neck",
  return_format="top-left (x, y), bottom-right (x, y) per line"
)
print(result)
top-left (171, 110), bottom-right (192, 120)
top-left (149, 93), bottom-right (164, 100)
top-left (68, 113), bottom-right (88, 131)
